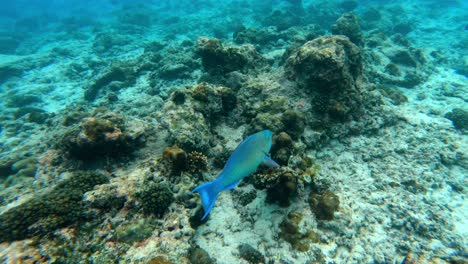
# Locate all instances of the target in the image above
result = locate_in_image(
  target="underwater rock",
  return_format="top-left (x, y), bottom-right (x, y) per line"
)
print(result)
top-left (84, 62), bottom-right (136, 101)
top-left (115, 219), bottom-right (156, 244)
top-left (5, 94), bottom-right (42, 107)
top-left (331, 12), bottom-right (364, 46)
top-left (147, 256), bottom-right (173, 264)
top-left (246, 97), bottom-right (305, 137)
top-left (161, 88), bottom-right (213, 152)
top-left (234, 25), bottom-right (280, 45)
top-left (309, 191), bottom-right (340, 220)
top-left (60, 112), bottom-right (146, 160)
top-left (366, 33), bottom-right (429, 89)
top-left (271, 132), bottom-right (294, 166)
top-left (188, 246), bottom-right (215, 264)
top-left (262, 10), bottom-right (303, 31)
top-left (11, 156), bottom-right (37, 178)
top-left (162, 146), bottom-right (188, 175)
top-left (196, 37), bottom-right (266, 75)
top-left (339, 0), bottom-right (358, 12)
top-left (196, 37), bottom-right (246, 74)
top-left (191, 82), bottom-right (236, 120)
top-left (281, 110), bottom-right (306, 138)
top-left (445, 108), bottom-right (468, 131)
top-left (285, 35), bottom-right (363, 120)
top-left (253, 167), bottom-right (298, 206)
top-left (0, 65), bottom-right (22, 84)
top-left (388, 49), bottom-right (418, 67)
top-left (135, 182), bottom-right (174, 217)
top-left (0, 171), bottom-right (109, 242)
top-left (385, 63), bottom-right (401, 76)
top-left (393, 23), bottom-right (413, 35)
top-left (285, 35), bottom-right (362, 92)
top-left (13, 107), bottom-right (48, 123)
top-left (236, 188), bottom-right (257, 206)
top-left (238, 244), bottom-right (266, 264)
top-left (279, 211), bottom-right (319, 252)
top-left (87, 185), bottom-right (127, 212)
top-left (189, 207), bottom-right (208, 228)
top-left (378, 87), bottom-right (408, 105)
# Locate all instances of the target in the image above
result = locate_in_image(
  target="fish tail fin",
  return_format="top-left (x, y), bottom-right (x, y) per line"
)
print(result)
top-left (192, 181), bottom-right (221, 220)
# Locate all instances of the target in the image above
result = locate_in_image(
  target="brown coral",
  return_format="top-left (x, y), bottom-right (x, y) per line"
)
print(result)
top-left (187, 151), bottom-right (208, 173)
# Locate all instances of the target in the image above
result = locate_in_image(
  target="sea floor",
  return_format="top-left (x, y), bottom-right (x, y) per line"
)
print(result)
top-left (0, 1), bottom-right (467, 263)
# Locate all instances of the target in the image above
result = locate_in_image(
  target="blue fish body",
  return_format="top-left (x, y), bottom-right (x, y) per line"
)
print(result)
top-left (192, 130), bottom-right (279, 220)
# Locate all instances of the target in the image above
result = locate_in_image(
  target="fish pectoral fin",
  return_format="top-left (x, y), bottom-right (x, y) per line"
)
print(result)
top-left (222, 180), bottom-right (240, 191)
top-left (262, 154), bottom-right (280, 168)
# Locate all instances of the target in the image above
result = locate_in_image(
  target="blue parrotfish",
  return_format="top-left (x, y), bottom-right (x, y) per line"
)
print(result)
top-left (192, 130), bottom-right (280, 220)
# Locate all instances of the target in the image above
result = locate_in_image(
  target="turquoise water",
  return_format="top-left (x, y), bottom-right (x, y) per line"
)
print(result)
top-left (0, 1), bottom-right (466, 263)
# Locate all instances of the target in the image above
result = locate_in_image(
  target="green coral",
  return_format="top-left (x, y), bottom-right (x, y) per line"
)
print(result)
top-left (0, 171), bottom-right (109, 242)
top-left (135, 182), bottom-right (174, 217)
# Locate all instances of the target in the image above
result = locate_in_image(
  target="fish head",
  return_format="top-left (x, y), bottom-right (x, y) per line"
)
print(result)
top-left (253, 129), bottom-right (273, 153)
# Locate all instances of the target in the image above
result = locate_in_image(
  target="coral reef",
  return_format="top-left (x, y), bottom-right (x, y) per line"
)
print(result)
top-left (59, 111), bottom-right (146, 160)
top-left (162, 146), bottom-right (188, 175)
top-left (84, 62), bottom-right (136, 101)
top-left (279, 211), bottom-right (319, 252)
top-left (238, 244), bottom-right (266, 264)
top-left (0, 171), bottom-right (109, 242)
top-left (309, 191), bottom-right (340, 220)
top-left (187, 151), bottom-right (208, 174)
top-left (364, 33), bottom-right (429, 89)
top-left (115, 219), bottom-right (157, 244)
top-left (252, 167), bottom-right (299, 206)
top-left (285, 35), bottom-right (364, 120)
top-left (445, 108), bottom-right (468, 131)
top-left (331, 12), bottom-right (364, 46)
top-left (196, 37), bottom-right (267, 75)
top-left (135, 182), bottom-right (174, 217)
top-left (271, 132), bottom-right (294, 166)
top-left (188, 246), bottom-right (215, 264)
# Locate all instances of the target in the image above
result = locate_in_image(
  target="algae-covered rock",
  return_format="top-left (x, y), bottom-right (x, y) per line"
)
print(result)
top-left (147, 256), bottom-right (173, 264)
top-left (115, 219), bottom-right (156, 244)
top-left (238, 244), bottom-right (265, 264)
top-left (6, 94), bottom-right (42, 107)
top-left (331, 12), bottom-right (364, 46)
top-left (196, 37), bottom-right (247, 74)
top-left (285, 35), bottom-right (364, 120)
top-left (445, 108), bottom-right (468, 131)
top-left (135, 182), bottom-right (174, 217)
top-left (162, 146), bottom-right (188, 175)
top-left (309, 191), bottom-right (340, 220)
top-left (188, 246), bottom-right (215, 264)
top-left (162, 95), bottom-right (212, 152)
top-left (60, 112), bottom-right (146, 160)
top-left (285, 35), bottom-right (362, 92)
top-left (253, 167), bottom-right (298, 206)
top-left (271, 132), bottom-right (294, 166)
top-left (196, 37), bottom-right (266, 75)
top-left (0, 171), bottom-right (109, 242)
top-left (280, 211), bottom-right (319, 252)
top-left (84, 62), bottom-right (136, 101)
